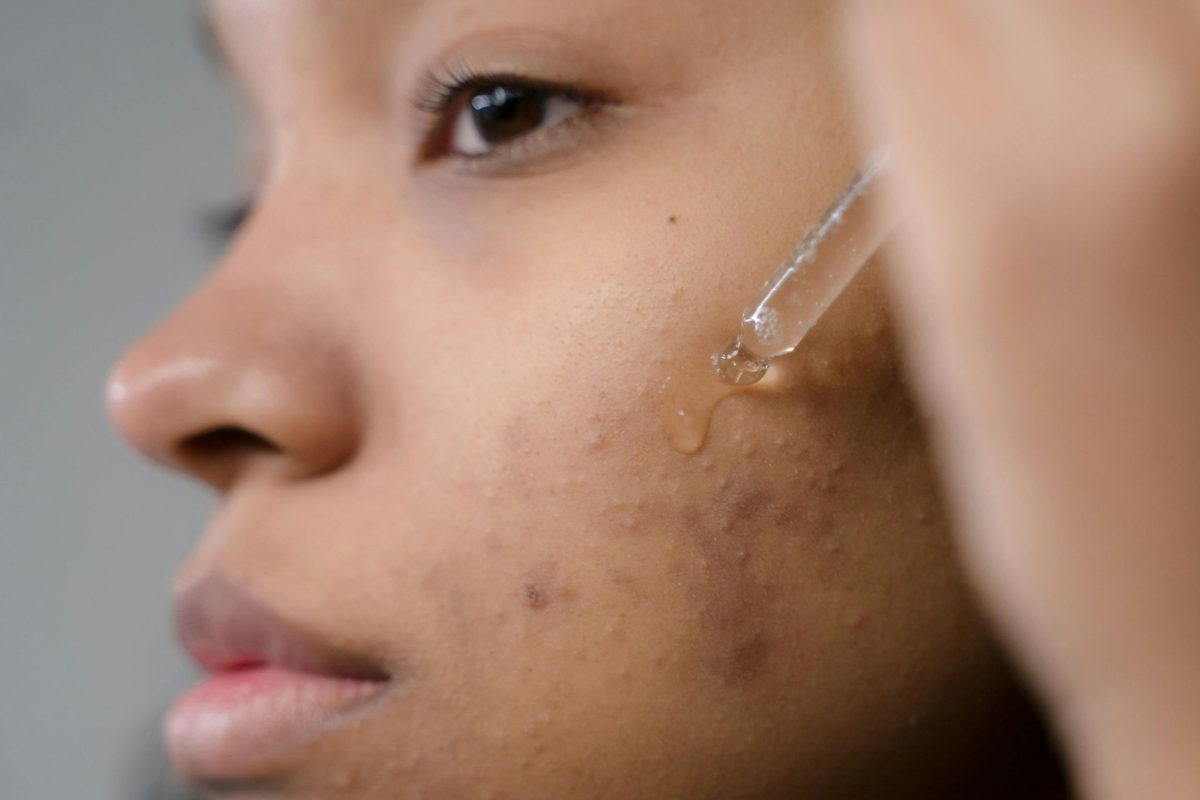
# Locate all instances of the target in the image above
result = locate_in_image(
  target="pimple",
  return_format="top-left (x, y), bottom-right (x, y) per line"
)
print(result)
top-left (842, 605), bottom-right (866, 630)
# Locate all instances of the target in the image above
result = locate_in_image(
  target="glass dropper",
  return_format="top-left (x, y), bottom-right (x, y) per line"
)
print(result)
top-left (714, 153), bottom-right (896, 386)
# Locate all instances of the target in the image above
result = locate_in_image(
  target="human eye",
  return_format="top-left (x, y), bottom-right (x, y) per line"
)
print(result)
top-left (413, 66), bottom-right (612, 172)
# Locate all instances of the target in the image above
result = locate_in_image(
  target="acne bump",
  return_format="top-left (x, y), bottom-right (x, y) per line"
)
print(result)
top-left (523, 582), bottom-right (550, 610)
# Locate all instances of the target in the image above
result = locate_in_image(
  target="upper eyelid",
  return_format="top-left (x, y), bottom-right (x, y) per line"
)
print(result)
top-left (410, 66), bottom-right (608, 117)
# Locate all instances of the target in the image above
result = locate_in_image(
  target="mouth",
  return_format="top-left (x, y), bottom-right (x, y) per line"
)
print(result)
top-left (166, 572), bottom-right (393, 782)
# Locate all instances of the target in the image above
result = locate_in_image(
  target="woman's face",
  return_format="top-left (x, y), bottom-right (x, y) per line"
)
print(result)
top-left (108, 1), bottom-right (1022, 797)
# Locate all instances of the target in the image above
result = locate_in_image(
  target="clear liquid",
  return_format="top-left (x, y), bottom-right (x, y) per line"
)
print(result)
top-left (659, 372), bottom-right (739, 455)
top-left (660, 342), bottom-right (770, 454)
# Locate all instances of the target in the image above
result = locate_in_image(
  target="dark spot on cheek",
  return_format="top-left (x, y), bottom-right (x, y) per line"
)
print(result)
top-left (668, 215), bottom-right (678, 224)
top-left (714, 484), bottom-right (773, 537)
top-left (675, 480), bottom-right (786, 687)
top-left (523, 582), bottom-right (549, 610)
top-left (727, 634), bottom-right (771, 685)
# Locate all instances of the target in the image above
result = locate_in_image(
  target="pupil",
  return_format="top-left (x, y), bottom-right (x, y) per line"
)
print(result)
top-left (469, 86), bottom-right (545, 144)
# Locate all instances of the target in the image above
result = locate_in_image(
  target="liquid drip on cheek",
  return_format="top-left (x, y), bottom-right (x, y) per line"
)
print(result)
top-left (660, 342), bottom-right (770, 455)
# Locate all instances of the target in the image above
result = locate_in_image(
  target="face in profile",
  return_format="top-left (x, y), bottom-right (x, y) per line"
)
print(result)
top-left (107, 1), bottom-right (1047, 797)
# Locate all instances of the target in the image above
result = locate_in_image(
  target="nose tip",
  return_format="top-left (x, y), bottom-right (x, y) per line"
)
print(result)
top-left (106, 315), bottom-right (361, 491)
top-left (107, 353), bottom-right (231, 476)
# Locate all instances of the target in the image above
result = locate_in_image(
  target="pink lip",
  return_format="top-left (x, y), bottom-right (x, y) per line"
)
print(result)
top-left (166, 664), bottom-right (388, 779)
top-left (166, 574), bottom-right (392, 782)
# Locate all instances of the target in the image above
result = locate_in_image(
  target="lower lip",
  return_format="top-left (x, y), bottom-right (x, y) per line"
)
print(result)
top-left (165, 665), bottom-right (389, 780)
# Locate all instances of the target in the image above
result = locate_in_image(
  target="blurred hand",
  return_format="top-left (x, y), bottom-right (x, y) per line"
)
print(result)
top-left (846, 3), bottom-right (1200, 798)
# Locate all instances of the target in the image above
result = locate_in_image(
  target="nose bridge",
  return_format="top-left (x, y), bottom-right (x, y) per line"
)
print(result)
top-left (106, 216), bottom-right (364, 489)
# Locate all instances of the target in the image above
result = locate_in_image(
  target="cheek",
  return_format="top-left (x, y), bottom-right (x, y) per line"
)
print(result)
top-left (436, 264), bottom-right (904, 673)
top-left (342, 131), bottom-right (953, 765)
top-left (316, 231), bottom-right (976, 796)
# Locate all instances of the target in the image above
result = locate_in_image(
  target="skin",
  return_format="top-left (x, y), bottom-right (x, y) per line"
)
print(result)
top-left (105, 1), bottom-right (1069, 798)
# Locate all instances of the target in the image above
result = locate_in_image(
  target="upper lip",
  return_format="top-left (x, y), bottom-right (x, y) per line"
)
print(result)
top-left (174, 572), bottom-right (390, 682)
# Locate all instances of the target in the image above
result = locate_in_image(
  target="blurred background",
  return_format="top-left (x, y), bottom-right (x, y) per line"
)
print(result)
top-left (1, 1), bottom-right (241, 796)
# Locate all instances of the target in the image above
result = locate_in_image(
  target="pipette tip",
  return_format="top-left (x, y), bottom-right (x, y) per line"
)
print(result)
top-left (712, 340), bottom-right (770, 386)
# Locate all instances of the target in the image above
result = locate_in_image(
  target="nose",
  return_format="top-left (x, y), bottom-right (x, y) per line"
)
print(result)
top-left (106, 264), bottom-right (361, 491)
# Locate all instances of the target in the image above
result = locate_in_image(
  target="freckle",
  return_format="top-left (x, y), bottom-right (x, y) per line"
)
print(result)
top-left (668, 215), bottom-right (678, 224)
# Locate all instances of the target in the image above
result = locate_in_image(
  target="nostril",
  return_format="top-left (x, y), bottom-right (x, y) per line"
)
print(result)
top-left (174, 426), bottom-right (282, 488)
top-left (181, 426), bottom-right (281, 459)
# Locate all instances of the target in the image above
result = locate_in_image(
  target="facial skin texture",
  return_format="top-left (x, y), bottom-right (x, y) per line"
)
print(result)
top-left (108, 1), bottom-right (1055, 797)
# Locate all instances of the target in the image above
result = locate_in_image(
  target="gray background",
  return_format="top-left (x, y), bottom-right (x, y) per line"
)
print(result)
top-left (1, 1), bottom-right (240, 796)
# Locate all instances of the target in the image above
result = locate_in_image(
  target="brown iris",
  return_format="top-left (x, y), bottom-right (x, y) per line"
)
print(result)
top-left (466, 85), bottom-right (548, 145)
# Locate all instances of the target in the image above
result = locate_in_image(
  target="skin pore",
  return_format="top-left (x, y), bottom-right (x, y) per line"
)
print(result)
top-left (107, 0), bottom-right (1060, 797)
